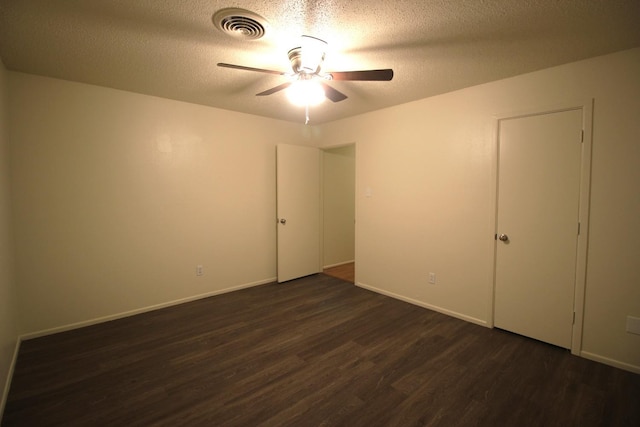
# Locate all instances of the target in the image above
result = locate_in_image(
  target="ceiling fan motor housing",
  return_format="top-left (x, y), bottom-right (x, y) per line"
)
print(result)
top-left (288, 35), bottom-right (328, 74)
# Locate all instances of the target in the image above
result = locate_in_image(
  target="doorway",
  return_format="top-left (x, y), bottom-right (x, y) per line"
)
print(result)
top-left (322, 144), bottom-right (355, 283)
top-left (493, 103), bottom-right (592, 353)
top-left (275, 143), bottom-right (356, 284)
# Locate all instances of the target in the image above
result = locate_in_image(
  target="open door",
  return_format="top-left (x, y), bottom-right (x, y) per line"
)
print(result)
top-left (276, 144), bottom-right (321, 282)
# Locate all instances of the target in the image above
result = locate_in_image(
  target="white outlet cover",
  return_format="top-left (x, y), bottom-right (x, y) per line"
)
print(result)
top-left (626, 316), bottom-right (640, 335)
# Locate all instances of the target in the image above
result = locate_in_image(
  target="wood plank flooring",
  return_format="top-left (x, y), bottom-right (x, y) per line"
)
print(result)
top-left (323, 262), bottom-right (354, 283)
top-left (3, 274), bottom-right (639, 426)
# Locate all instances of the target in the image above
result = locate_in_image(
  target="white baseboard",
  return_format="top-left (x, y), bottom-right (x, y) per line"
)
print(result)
top-left (322, 260), bottom-right (355, 269)
top-left (355, 281), bottom-right (488, 327)
top-left (0, 337), bottom-right (21, 420)
top-left (21, 277), bottom-right (276, 341)
top-left (580, 351), bottom-right (640, 374)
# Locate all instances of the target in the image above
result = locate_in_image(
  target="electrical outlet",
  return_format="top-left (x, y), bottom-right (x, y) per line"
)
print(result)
top-left (196, 265), bottom-right (204, 276)
top-left (626, 316), bottom-right (640, 335)
top-left (428, 272), bottom-right (436, 284)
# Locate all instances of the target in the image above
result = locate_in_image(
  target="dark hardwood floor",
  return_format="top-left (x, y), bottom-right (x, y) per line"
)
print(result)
top-left (3, 274), bottom-right (639, 426)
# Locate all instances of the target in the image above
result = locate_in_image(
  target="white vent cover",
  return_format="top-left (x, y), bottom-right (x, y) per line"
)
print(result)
top-left (212, 8), bottom-right (269, 40)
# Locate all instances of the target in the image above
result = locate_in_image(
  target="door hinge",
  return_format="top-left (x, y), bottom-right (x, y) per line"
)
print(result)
top-left (573, 311), bottom-right (576, 325)
top-left (581, 129), bottom-right (584, 143)
top-left (577, 222), bottom-right (581, 235)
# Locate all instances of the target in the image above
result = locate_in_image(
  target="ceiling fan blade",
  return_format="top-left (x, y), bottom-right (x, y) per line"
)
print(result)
top-left (328, 69), bottom-right (394, 81)
top-left (322, 83), bottom-right (348, 102)
top-left (217, 63), bottom-right (285, 76)
top-left (256, 82), bottom-right (292, 96)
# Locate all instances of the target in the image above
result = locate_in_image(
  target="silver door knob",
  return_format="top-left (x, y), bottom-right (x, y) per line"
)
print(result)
top-left (498, 233), bottom-right (509, 241)
top-left (279, 218), bottom-right (286, 224)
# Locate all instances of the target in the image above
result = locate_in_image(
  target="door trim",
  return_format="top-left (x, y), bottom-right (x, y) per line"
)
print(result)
top-left (488, 99), bottom-right (594, 356)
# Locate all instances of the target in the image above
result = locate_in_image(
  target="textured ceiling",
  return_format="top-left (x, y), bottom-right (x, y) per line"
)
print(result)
top-left (1, 0), bottom-right (639, 124)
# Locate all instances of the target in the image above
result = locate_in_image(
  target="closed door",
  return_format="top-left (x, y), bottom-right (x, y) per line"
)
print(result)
top-left (276, 144), bottom-right (321, 282)
top-left (494, 109), bottom-right (583, 349)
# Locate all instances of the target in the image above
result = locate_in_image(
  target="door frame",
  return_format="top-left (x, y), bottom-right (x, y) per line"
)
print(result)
top-left (488, 99), bottom-right (594, 356)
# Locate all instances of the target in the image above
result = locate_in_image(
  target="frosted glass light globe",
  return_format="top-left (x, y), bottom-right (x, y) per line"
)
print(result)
top-left (287, 80), bottom-right (326, 106)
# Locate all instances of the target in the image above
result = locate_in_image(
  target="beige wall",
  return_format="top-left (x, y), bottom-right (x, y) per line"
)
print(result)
top-left (314, 48), bottom-right (640, 372)
top-left (0, 61), bottom-right (18, 413)
top-left (8, 73), bottom-right (309, 334)
top-left (322, 145), bottom-right (355, 267)
top-left (4, 48), bottom-right (639, 376)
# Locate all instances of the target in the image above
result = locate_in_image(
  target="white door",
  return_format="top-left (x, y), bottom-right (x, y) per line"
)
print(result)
top-left (276, 144), bottom-right (321, 282)
top-left (494, 109), bottom-right (583, 349)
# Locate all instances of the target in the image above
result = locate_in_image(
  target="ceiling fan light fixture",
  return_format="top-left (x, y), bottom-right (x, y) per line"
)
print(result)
top-left (217, 32), bottom-right (392, 114)
top-left (286, 79), bottom-right (325, 106)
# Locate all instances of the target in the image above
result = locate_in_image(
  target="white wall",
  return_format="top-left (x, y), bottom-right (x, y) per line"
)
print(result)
top-left (322, 145), bottom-right (355, 267)
top-left (8, 73), bottom-right (309, 335)
top-left (314, 48), bottom-right (640, 372)
top-left (0, 60), bottom-right (18, 414)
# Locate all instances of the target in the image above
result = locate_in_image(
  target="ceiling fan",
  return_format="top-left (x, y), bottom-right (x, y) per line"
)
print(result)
top-left (217, 35), bottom-right (393, 118)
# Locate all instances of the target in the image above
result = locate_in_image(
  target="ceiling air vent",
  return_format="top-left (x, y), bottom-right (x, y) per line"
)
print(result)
top-left (212, 8), bottom-right (268, 40)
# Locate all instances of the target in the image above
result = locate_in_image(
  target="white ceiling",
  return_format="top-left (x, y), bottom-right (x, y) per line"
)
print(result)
top-left (1, 0), bottom-right (639, 124)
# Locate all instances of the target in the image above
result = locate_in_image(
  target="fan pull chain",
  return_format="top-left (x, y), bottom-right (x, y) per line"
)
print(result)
top-left (305, 104), bottom-right (310, 124)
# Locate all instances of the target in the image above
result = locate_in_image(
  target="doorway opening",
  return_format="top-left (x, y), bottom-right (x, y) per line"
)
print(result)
top-left (321, 144), bottom-right (356, 283)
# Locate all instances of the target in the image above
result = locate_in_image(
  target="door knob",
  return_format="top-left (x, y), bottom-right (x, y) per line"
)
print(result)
top-left (498, 233), bottom-right (509, 241)
top-left (279, 218), bottom-right (287, 225)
